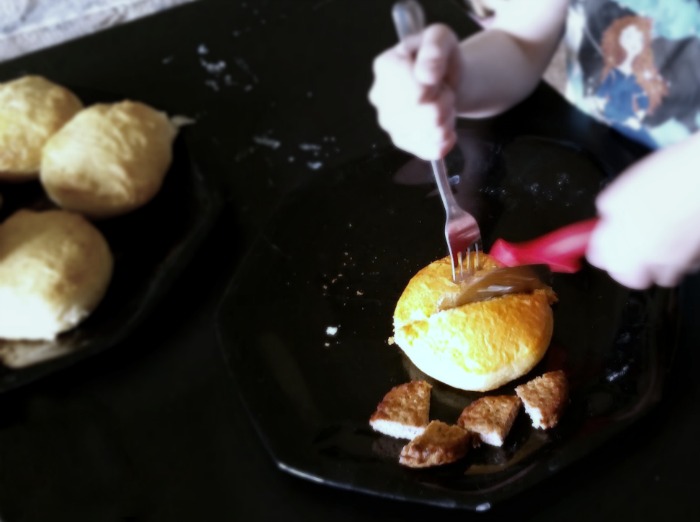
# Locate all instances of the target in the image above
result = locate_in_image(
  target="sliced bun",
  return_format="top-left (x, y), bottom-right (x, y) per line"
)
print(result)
top-left (393, 254), bottom-right (556, 392)
top-left (40, 100), bottom-right (178, 218)
top-left (0, 75), bottom-right (83, 180)
top-left (0, 209), bottom-right (113, 340)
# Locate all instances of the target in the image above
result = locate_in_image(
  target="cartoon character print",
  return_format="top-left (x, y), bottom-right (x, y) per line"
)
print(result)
top-left (566, 0), bottom-right (700, 149)
top-left (595, 15), bottom-right (668, 146)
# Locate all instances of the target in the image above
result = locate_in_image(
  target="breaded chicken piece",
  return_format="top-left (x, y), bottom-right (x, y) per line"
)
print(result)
top-left (399, 420), bottom-right (470, 468)
top-left (515, 370), bottom-right (569, 429)
top-left (457, 395), bottom-right (521, 446)
top-left (370, 381), bottom-right (431, 439)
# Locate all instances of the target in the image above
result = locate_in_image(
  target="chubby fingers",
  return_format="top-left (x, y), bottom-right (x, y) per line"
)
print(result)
top-left (369, 43), bottom-right (424, 109)
top-left (413, 24), bottom-right (460, 88)
top-left (368, 24), bottom-right (460, 160)
top-left (380, 86), bottom-right (457, 160)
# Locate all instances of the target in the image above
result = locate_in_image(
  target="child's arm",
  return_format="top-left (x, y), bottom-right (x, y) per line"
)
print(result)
top-left (368, 0), bottom-right (568, 160)
top-left (587, 130), bottom-right (700, 289)
top-left (455, 1), bottom-right (568, 117)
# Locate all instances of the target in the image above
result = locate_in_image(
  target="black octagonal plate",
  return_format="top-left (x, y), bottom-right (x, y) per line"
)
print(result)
top-left (215, 132), bottom-right (679, 510)
top-left (0, 90), bottom-right (222, 392)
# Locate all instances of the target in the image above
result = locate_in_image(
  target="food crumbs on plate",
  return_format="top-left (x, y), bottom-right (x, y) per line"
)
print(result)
top-left (325, 326), bottom-right (339, 336)
top-left (253, 135), bottom-right (281, 149)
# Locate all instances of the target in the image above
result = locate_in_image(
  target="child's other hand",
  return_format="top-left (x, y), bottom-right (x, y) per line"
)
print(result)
top-left (368, 24), bottom-right (463, 160)
top-left (587, 138), bottom-right (700, 289)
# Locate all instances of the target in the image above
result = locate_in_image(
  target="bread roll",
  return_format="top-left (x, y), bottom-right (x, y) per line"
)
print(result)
top-left (0, 75), bottom-right (83, 180)
top-left (40, 100), bottom-right (178, 218)
top-left (0, 209), bottom-right (113, 340)
top-left (392, 254), bottom-right (557, 392)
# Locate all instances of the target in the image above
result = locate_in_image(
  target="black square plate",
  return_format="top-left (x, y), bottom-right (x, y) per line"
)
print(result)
top-left (216, 132), bottom-right (678, 510)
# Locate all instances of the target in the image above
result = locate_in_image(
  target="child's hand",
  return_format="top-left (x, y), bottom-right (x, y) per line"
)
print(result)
top-left (587, 136), bottom-right (700, 289)
top-left (368, 1), bottom-right (567, 159)
top-left (368, 24), bottom-right (463, 160)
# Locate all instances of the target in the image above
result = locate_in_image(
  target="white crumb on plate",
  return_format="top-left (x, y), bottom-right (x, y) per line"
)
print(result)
top-left (200, 58), bottom-right (227, 74)
top-left (253, 135), bottom-right (281, 149)
top-left (171, 115), bottom-right (196, 127)
top-left (325, 326), bottom-right (339, 336)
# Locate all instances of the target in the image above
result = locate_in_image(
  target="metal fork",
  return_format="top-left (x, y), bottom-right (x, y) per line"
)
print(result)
top-left (432, 158), bottom-right (482, 281)
top-left (392, 0), bottom-right (482, 281)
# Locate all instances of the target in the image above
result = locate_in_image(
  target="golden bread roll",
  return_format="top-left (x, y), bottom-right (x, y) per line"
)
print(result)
top-left (0, 209), bottom-right (113, 340)
top-left (392, 254), bottom-right (557, 392)
top-left (40, 100), bottom-right (178, 218)
top-left (0, 75), bottom-right (83, 180)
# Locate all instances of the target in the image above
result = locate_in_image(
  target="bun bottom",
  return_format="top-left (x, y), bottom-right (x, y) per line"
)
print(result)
top-left (392, 256), bottom-right (556, 392)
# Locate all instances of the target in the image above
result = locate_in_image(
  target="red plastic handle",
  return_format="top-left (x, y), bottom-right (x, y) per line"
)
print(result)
top-left (489, 218), bottom-right (599, 273)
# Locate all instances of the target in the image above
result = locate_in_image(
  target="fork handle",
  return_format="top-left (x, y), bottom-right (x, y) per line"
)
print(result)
top-left (392, 1), bottom-right (456, 212)
top-left (430, 158), bottom-right (461, 216)
top-left (392, 0), bottom-right (425, 43)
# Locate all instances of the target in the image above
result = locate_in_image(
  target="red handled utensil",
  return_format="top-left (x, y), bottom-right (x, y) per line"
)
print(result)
top-left (489, 218), bottom-right (599, 273)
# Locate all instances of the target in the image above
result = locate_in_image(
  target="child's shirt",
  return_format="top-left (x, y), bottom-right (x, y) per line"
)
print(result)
top-left (565, 0), bottom-right (700, 148)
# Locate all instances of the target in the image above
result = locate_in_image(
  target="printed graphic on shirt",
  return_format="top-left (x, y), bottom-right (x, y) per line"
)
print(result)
top-left (566, 0), bottom-right (700, 148)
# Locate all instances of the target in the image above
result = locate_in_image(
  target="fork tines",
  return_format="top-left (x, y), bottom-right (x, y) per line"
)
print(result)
top-left (454, 240), bottom-right (482, 282)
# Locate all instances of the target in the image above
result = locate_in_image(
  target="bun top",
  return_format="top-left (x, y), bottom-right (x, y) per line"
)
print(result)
top-left (40, 100), bottom-right (178, 218)
top-left (392, 254), bottom-right (557, 392)
top-left (0, 75), bottom-right (83, 179)
top-left (393, 254), bottom-right (503, 330)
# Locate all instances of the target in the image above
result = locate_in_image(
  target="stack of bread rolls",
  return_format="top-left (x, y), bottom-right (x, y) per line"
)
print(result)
top-left (0, 75), bottom-right (179, 342)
